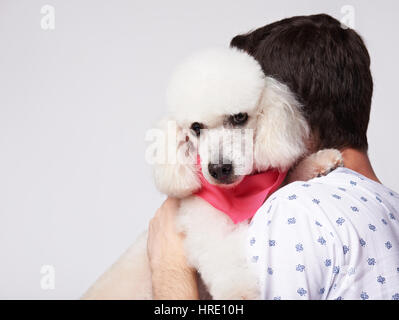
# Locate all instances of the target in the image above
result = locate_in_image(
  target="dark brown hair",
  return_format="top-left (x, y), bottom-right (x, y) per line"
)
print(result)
top-left (231, 14), bottom-right (373, 151)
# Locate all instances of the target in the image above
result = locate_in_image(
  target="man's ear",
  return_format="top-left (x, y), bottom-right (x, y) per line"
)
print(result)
top-left (254, 77), bottom-right (310, 172)
top-left (152, 118), bottom-right (201, 198)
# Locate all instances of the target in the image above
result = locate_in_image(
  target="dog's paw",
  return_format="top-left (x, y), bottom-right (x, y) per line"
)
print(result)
top-left (287, 149), bottom-right (343, 183)
top-left (312, 149), bottom-right (344, 177)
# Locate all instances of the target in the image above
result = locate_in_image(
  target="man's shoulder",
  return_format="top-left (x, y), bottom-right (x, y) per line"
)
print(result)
top-left (250, 177), bottom-right (341, 252)
top-left (267, 179), bottom-right (334, 205)
top-left (256, 167), bottom-right (399, 226)
top-left (255, 170), bottom-right (354, 222)
top-left (255, 180), bottom-right (329, 223)
top-left (267, 166), bottom-right (395, 205)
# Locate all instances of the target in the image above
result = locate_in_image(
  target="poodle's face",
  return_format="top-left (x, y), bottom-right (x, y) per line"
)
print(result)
top-left (153, 48), bottom-right (309, 197)
top-left (184, 107), bottom-right (259, 186)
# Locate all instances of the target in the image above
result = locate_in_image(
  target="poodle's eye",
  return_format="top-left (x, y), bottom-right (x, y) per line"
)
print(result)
top-left (230, 113), bottom-right (248, 125)
top-left (190, 122), bottom-right (203, 137)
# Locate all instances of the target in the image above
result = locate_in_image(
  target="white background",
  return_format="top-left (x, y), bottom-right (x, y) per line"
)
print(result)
top-left (0, 0), bottom-right (398, 299)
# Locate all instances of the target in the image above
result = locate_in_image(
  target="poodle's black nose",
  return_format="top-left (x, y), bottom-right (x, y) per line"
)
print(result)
top-left (208, 162), bottom-right (233, 182)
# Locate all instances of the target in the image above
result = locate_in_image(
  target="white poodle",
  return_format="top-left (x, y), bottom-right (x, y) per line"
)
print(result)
top-left (83, 47), bottom-right (342, 300)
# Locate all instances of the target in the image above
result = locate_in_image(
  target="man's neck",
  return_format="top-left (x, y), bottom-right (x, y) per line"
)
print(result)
top-left (340, 148), bottom-right (380, 183)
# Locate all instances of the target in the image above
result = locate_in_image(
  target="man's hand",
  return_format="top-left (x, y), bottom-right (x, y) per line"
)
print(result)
top-left (147, 197), bottom-right (199, 300)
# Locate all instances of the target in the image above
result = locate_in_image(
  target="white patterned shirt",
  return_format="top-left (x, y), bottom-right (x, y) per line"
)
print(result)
top-left (248, 167), bottom-right (399, 300)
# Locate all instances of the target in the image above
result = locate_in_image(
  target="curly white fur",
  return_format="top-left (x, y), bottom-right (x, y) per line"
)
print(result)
top-left (83, 48), bottom-right (340, 300)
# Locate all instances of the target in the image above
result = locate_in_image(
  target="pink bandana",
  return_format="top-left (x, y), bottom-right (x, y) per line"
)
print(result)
top-left (195, 161), bottom-right (287, 224)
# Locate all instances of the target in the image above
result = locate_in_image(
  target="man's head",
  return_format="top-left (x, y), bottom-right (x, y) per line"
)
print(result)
top-left (231, 14), bottom-right (373, 152)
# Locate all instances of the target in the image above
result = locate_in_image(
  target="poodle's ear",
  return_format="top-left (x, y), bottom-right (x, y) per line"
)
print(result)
top-left (151, 118), bottom-right (201, 198)
top-left (254, 77), bottom-right (310, 172)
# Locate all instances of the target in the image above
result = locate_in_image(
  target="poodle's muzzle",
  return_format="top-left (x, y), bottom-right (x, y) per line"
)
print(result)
top-left (208, 162), bottom-right (233, 183)
top-left (198, 127), bottom-right (254, 186)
